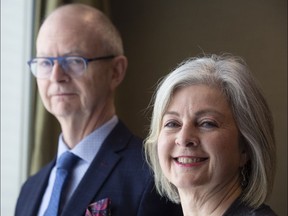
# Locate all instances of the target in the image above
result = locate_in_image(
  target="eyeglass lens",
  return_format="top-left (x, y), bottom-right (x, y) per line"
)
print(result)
top-left (30, 57), bottom-right (86, 78)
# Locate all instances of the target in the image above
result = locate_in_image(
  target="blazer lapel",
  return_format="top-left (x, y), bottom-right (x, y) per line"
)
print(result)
top-left (62, 121), bottom-right (132, 216)
top-left (22, 160), bottom-right (55, 216)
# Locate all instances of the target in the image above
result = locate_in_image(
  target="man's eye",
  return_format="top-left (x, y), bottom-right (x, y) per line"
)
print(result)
top-left (66, 58), bottom-right (83, 65)
top-left (38, 60), bottom-right (51, 68)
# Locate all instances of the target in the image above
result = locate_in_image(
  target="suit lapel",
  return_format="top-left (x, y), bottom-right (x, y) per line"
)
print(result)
top-left (23, 160), bottom-right (55, 216)
top-left (62, 121), bottom-right (132, 216)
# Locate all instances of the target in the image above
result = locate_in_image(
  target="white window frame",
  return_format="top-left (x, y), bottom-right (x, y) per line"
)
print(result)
top-left (1, 0), bottom-right (34, 215)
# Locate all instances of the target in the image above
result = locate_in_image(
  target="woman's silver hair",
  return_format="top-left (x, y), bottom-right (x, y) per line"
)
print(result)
top-left (144, 54), bottom-right (276, 207)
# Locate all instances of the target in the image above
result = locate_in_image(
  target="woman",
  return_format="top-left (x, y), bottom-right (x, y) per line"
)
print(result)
top-left (145, 54), bottom-right (277, 215)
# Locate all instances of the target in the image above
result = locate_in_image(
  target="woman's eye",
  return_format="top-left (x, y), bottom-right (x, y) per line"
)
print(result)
top-left (199, 120), bottom-right (218, 128)
top-left (164, 121), bottom-right (180, 128)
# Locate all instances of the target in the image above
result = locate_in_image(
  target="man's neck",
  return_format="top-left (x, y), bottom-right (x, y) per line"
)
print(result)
top-left (58, 107), bottom-right (115, 148)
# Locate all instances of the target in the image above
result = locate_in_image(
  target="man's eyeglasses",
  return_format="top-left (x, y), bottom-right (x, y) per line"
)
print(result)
top-left (27, 55), bottom-right (115, 79)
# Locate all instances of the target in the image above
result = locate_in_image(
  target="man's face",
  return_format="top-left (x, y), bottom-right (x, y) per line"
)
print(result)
top-left (36, 14), bottom-right (115, 120)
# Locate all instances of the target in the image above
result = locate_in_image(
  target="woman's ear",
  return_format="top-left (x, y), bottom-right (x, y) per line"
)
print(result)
top-left (239, 135), bottom-right (249, 167)
top-left (240, 150), bottom-right (249, 167)
top-left (110, 55), bottom-right (128, 89)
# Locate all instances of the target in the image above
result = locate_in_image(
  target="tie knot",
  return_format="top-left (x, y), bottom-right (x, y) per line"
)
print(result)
top-left (57, 151), bottom-right (79, 171)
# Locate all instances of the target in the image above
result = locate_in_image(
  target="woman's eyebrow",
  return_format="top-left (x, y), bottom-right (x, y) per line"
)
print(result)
top-left (194, 109), bottom-right (224, 118)
top-left (163, 111), bottom-right (179, 117)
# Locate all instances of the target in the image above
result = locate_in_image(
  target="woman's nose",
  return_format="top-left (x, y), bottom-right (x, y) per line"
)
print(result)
top-left (175, 126), bottom-right (199, 147)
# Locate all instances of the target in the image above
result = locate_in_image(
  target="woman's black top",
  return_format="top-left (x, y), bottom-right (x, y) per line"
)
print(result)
top-left (223, 197), bottom-right (277, 216)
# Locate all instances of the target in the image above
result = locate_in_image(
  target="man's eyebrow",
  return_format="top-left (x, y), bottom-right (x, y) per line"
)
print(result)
top-left (37, 50), bottom-right (85, 57)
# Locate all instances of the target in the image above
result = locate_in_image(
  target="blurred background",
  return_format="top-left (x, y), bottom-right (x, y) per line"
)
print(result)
top-left (2, 0), bottom-right (287, 215)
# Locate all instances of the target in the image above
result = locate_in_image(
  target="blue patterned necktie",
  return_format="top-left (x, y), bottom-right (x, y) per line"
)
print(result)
top-left (44, 151), bottom-right (79, 216)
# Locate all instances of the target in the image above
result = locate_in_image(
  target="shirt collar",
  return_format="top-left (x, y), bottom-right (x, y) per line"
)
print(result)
top-left (57, 116), bottom-right (118, 163)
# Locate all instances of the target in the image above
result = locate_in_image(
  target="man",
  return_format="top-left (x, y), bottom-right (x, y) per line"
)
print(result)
top-left (15, 3), bottom-right (182, 216)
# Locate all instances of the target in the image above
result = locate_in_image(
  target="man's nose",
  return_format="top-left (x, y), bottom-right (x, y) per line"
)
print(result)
top-left (49, 61), bottom-right (69, 82)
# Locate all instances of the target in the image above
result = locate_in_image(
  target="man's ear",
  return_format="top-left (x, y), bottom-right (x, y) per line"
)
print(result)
top-left (110, 55), bottom-right (128, 89)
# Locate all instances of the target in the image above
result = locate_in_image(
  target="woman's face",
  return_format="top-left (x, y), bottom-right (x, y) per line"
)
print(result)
top-left (157, 85), bottom-right (247, 191)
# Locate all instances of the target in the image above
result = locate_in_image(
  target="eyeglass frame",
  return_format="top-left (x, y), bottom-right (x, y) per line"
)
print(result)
top-left (27, 55), bottom-right (116, 79)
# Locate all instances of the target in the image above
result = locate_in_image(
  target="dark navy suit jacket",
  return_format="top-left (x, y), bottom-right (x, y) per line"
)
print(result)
top-left (15, 121), bottom-right (182, 216)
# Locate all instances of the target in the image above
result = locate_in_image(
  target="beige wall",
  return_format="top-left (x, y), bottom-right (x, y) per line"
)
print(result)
top-left (111, 0), bottom-right (287, 215)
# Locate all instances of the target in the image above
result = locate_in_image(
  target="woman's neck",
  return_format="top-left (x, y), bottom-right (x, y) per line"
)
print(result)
top-left (179, 176), bottom-right (242, 216)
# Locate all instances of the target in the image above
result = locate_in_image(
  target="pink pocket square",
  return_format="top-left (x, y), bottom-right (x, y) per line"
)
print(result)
top-left (85, 198), bottom-right (111, 216)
